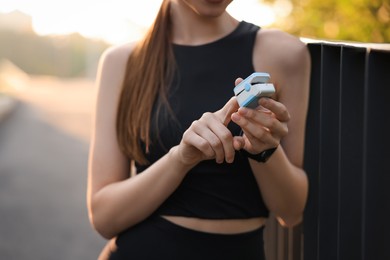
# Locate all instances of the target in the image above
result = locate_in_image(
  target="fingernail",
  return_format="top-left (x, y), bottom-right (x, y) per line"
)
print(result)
top-left (239, 107), bottom-right (248, 115)
top-left (260, 98), bottom-right (268, 105)
top-left (231, 113), bottom-right (240, 121)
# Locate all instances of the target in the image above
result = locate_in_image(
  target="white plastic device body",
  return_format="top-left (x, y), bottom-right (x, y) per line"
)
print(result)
top-left (233, 72), bottom-right (275, 109)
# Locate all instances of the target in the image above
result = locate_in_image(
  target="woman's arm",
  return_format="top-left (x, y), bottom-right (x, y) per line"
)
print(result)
top-left (87, 45), bottom-right (193, 239)
top-left (87, 44), bottom-right (244, 239)
top-left (232, 30), bottom-right (311, 227)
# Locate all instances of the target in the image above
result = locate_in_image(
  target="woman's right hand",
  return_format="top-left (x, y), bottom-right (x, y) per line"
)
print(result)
top-left (174, 97), bottom-right (245, 166)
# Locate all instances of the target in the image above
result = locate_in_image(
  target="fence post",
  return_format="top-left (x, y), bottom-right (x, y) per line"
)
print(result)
top-left (303, 42), bottom-right (390, 260)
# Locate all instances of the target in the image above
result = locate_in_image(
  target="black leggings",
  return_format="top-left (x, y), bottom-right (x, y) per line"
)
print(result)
top-left (107, 215), bottom-right (266, 260)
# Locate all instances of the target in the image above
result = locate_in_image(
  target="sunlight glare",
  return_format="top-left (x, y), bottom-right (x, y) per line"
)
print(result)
top-left (228, 0), bottom-right (276, 27)
top-left (31, 0), bottom-right (163, 44)
top-left (273, 0), bottom-right (293, 18)
top-left (0, 0), bottom-right (277, 44)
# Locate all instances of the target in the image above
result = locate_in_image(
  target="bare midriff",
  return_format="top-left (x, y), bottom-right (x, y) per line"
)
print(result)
top-left (161, 215), bottom-right (267, 234)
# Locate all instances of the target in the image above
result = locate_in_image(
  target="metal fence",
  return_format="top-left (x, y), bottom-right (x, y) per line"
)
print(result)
top-left (264, 41), bottom-right (390, 260)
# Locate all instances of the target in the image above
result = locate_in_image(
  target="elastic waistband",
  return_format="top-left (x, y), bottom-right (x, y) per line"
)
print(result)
top-left (153, 215), bottom-right (265, 240)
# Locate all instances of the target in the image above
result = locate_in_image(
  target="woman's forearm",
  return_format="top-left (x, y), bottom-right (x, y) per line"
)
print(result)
top-left (90, 146), bottom-right (192, 239)
top-left (250, 146), bottom-right (308, 227)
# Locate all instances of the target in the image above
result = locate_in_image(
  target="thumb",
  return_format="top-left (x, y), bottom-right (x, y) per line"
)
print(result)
top-left (235, 77), bottom-right (244, 86)
top-left (219, 96), bottom-right (239, 126)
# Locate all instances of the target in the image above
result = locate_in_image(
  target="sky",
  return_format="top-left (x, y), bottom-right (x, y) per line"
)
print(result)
top-left (0, 0), bottom-right (289, 45)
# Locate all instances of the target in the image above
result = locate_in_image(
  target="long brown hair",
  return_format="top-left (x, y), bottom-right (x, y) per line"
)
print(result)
top-left (116, 0), bottom-right (175, 165)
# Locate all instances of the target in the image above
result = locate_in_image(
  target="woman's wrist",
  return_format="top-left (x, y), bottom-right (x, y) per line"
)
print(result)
top-left (249, 145), bottom-right (293, 174)
top-left (240, 146), bottom-right (278, 163)
top-left (168, 146), bottom-right (197, 173)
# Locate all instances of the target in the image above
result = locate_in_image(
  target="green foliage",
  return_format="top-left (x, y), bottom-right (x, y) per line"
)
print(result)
top-left (0, 30), bottom-right (109, 77)
top-left (263, 0), bottom-right (389, 43)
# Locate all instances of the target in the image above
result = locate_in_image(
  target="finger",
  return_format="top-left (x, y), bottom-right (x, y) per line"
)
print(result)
top-left (201, 112), bottom-right (236, 163)
top-left (192, 121), bottom-right (225, 163)
top-left (231, 111), bottom-right (279, 148)
top-left (216, 77), bottom-right (245, 126)
top-left (232, 107), bottom-right (272, 130)
top-left (182, 129), bottom-right (215, 158)
top-left (202, 129), bottom-right (225, 164)
top-left (218, 96), bottom-right (240, 126)
top-left (232, 136), bottom-right (245, 150)
top-left (259, 98), bottom-right (290, 122)
top-left (237, 107), bottom-right (287, 138)
top-left (243, 122), bottom-right (277, 147)
top-left (235, 77), bottom-right (243, 86)
top-left (208, 123), bottom-right (236, 163)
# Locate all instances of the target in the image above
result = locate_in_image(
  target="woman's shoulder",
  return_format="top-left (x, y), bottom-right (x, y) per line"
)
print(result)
top-left (96, 42), bottom-right (137, 91)
top-left (256, 28), bottom-right (308, 55)
top-left (99, 42), bottom-right (136, 71)
top-left (254, 28), bottom-right (310, 72)
top-left (95, 42), bottom-right (138, 104)
top-left (252, 28), bottom-right (311, 96)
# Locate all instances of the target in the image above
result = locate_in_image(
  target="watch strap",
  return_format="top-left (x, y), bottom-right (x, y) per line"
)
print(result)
top-left (240, 146), bottom-right (278, 163)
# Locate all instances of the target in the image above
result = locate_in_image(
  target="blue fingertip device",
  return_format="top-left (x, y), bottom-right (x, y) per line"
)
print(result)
top-left (233, 72), bottom-right (275, 109)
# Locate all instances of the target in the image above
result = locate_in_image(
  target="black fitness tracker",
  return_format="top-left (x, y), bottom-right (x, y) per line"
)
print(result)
top-left (240, 146), bottom-right (278, 163)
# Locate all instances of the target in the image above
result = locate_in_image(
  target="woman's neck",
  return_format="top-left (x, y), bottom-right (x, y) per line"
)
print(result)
top-left (169, 1), bottom-right (238, 46)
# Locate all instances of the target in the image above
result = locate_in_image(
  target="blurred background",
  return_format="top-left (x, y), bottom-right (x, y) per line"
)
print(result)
top-left (0, 0), bottom-right (388, 259)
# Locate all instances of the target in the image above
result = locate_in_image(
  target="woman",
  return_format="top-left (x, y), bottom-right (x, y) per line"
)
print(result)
top-left (87, 0), bottom-right (310, 259)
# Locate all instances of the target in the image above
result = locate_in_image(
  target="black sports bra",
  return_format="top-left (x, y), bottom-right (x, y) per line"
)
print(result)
top-left (136, 21), bottom-right (269, 219)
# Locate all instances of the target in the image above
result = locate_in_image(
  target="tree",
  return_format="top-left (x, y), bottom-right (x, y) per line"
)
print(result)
top-left (263, 0), bottom-right (389, 43)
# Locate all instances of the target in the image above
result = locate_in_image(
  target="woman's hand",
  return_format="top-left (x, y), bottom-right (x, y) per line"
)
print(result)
top-left (231, 78), bottom-right (290, 155)
top-left (175, 97), bottom-right (245, 166)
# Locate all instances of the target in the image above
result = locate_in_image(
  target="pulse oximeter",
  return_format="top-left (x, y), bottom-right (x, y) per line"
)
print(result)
top-left (233, 72), bottom-right (275, 109)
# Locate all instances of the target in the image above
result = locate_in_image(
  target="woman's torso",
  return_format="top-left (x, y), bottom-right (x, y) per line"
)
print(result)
top-left (132, 21), bottom-right (269, 234)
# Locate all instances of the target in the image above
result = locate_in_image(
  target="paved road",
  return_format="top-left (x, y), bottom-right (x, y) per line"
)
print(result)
top-left (0, 78), bottom-right (106, 260)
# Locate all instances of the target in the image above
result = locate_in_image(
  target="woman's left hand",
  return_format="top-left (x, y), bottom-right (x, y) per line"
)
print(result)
top-left (231, 78), bottom-right (290, 155)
